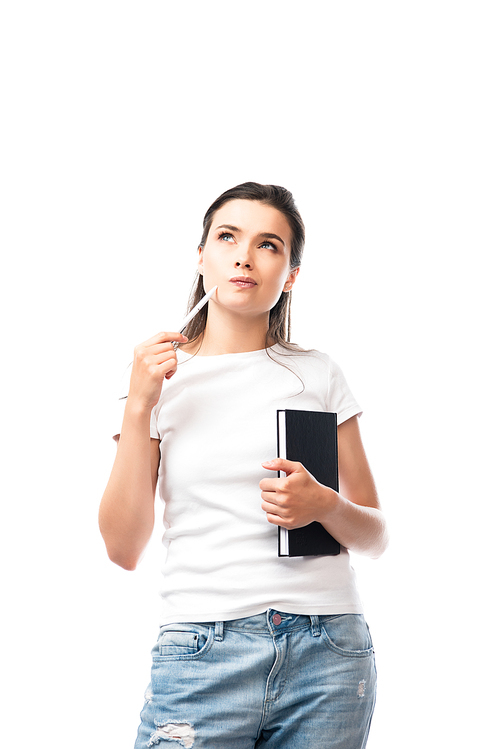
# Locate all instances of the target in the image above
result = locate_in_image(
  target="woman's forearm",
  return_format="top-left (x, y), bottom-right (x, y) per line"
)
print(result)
top-left (98, 400), bottom-right (158, 570)
top-left (320, 488), bottom-right (389, 559)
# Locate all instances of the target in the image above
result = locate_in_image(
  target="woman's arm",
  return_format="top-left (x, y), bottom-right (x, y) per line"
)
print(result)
top-left (260, 415), bottom-right (389, 559)
top-left (98, 410), bottom-right (160, 571)
top-left (98, 331), bottom-right (186, 570)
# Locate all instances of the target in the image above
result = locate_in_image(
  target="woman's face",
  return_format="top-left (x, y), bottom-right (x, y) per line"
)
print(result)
top-left (198, 199), bottom-right (299, 320)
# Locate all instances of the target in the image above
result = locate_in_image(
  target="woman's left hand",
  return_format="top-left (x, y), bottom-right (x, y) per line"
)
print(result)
top-left (259, 459), bottom-right (335, 529)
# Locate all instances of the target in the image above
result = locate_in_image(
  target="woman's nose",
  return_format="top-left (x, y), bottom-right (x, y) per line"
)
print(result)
top-left (235, 259), bottom-right (252, 268)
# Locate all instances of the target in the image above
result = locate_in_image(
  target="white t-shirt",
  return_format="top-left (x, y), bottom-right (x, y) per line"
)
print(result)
top-left (116, 345), bottom-right (364, 624)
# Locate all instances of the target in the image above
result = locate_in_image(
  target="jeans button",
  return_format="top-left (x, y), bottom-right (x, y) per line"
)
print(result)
top-left (272, 614), bottom-right (282, 625)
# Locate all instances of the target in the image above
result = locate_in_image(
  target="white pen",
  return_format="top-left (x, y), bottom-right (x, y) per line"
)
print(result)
top-left (178, 285), bottom-right (218, 334)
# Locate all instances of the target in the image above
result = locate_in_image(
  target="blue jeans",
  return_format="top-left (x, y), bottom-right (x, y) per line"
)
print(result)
top-left (134, 609), bottom-right (376, 749)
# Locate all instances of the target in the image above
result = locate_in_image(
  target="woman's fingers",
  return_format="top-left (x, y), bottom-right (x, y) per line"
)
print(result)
top-left (134, 332), bottom-right (187, 359)
top-left (140, 331), bottom-right (187, 348)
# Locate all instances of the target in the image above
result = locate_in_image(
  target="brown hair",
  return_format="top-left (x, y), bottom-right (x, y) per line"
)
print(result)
top-left (182, 182), bottom-right (305, 350)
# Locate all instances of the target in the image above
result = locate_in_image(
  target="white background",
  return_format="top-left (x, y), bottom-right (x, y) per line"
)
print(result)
top-left (1, 1), bottom-right (498, 746)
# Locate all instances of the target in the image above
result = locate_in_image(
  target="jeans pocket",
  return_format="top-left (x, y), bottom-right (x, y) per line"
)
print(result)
top-left (320, 614), bottom-right (374, 657)
top-left (153, 623), bottom-right (214, 660)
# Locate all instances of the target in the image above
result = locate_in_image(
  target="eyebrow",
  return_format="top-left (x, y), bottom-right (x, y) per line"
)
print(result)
top-left (215, 224), bottom-right (285, 247)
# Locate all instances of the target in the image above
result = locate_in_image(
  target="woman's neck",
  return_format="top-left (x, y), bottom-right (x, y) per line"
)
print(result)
top-left (182, 306), bottom-right (272, 356)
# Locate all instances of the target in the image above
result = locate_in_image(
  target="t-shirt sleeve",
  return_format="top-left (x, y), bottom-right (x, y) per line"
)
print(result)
top-left (325, 357), bottom-right (363, 424)
top-left (111, 364), bottom-right (160, 441)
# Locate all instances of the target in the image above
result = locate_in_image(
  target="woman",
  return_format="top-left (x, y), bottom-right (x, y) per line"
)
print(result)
top-left (99, 182), bottom-right (388, 749)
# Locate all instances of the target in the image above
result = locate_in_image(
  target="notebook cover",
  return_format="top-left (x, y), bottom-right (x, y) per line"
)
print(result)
top-left (277, 409), bottom-right (340, 557)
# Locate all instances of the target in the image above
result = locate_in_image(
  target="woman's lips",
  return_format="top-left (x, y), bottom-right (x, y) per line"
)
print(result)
top-left (229, 276), bottom-right (257, 288)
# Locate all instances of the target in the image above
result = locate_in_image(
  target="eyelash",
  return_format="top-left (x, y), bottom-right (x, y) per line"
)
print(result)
top-left (216, 231), bottom-right (278, 252)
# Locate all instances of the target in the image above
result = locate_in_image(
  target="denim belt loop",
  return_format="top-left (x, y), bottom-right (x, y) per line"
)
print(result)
top-left (214, 621), bottom-right (224, 641)
top-left (310, 615), bottom-right (321, 637)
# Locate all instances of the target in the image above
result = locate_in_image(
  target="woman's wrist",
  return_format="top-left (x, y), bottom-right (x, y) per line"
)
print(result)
top-left (123, 396), bottom-right (155, 425)
top-left (315, 484), bottom-right (341, 526)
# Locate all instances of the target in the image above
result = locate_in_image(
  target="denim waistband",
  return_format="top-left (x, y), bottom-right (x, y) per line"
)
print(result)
top-left (210, 609), bottom-right (336, 640)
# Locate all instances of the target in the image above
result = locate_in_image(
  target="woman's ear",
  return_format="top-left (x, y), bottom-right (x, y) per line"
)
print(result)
top-left (283, 267), bottom-right (300, 292)
top-left (197, 245), bottom-right (204, 275)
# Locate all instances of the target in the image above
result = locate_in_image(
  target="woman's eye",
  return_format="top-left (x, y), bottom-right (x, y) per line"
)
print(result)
top-left (218, 232), bottom-right (234, 242)
top-left (261, 241), bottom-right (278, 251)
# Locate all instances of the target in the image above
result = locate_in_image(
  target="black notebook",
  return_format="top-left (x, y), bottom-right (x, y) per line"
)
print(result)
top-left (277, 409), bottom-right (341, 557)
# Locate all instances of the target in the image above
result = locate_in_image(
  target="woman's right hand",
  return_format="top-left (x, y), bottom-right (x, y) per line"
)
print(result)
top-left (127, 331), bottom-right (188, 411)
